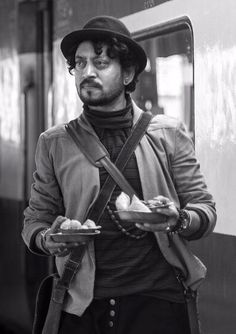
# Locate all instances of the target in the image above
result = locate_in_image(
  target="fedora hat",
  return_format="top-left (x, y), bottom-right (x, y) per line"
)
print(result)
top-left (60, 15), bottom-right (147, 74)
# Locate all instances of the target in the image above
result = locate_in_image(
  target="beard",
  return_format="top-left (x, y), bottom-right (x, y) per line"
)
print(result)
top-left (77, 80), bottom-right (124, 107)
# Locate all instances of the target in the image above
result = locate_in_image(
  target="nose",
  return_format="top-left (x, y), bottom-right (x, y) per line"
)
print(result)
top-left (83, 62), bottom-right (96, 78)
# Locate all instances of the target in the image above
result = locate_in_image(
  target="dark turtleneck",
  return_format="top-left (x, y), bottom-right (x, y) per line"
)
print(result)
top-left (83, 95), bottom-right (133, 136)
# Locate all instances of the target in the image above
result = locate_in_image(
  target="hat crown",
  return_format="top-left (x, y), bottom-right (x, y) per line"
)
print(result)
top-left (61, 15), bottom-right (147, 74)
top-left (83, 16), bottom-right (131, 38)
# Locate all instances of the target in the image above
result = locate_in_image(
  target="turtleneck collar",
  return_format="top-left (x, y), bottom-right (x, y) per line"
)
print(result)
top-left (83, 95), bottom-right (133, 129)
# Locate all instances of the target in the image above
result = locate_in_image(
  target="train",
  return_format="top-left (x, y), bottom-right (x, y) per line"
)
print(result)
top-left (0, 0), bottom-right (236, 333)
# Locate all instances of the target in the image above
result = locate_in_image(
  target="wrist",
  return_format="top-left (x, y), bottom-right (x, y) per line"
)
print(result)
top-left (37, 228), bottom-right (51, 254)
top-left (170, 209), bottom-right (192, 234)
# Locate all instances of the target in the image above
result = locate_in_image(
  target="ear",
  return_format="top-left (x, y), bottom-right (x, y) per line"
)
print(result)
top-left (123, 66), bottom-right (135, 86)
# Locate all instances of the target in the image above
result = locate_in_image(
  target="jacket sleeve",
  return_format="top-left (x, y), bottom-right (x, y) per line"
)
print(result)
top-left (171, 122), bottom-right (216, 239)
top-left (22, 133), bottom-right (65, 254)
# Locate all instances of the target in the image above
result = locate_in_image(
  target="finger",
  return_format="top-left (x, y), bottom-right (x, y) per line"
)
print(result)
top-left (165, 223), bottom-right (173, 233)
top-left (154, 206), bottom-right (177, 218)
top-left (47, 240), bottom-right (67, 248)
top-left (53, 246), bottom-right (67, 255)
top-left (64, 242), bottom-right (80, 249)
top-left (46, 239), bottom-right (80, 255)
top-left (135, 223), bottom-right (147, 231)
top-left (136, 223), bottom-right (167, 232)
top-left (154, 207), bottom-right (171, 214)
top-left (152, 195), bottom-right (170, 203)
top-left (56, 248), bottom-right (71, 257)
top-left (50, 241), bottom-right (79, 252)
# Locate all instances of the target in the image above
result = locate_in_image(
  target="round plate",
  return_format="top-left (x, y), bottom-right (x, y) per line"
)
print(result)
top-left (50, 230), bottom-right (100, 243)
top-left (115, 211), bottom-right (167, 224)
top-left (58, 226), bottom-right (101, 234)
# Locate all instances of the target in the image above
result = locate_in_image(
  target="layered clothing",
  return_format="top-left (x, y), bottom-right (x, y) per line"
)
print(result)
top-left (22, 101), bottom-right (216, 316)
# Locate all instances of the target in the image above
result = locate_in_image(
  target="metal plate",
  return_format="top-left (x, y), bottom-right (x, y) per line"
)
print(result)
top-left (115, 211), bottom-right (167, 223)
top-left (50, 229), bottom-right (101, 243)
top-left (58, 226), bottom-right (101, 233)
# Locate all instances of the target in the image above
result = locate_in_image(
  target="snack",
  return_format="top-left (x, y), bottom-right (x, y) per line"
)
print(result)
top-left (115, 193), bottom-right (168, 224)
top-left (128, 195), bottom-right (151, 212)
top-left (60, 218), bottom-right (98, 231)
top-left (84, 219), bottom-right (97, 228)
top-left (115, 193), bottom-right (151, 212)
top-left (60, 219), bottom-right (81, 230)
top-left (51, 218), bottom-right (101, 242)
top-left (115, 192), bottom-right (131, 211)
top-left (116, 192), bottom-right (173, 212)
top-left (145, 197), bottom-right (173, 210)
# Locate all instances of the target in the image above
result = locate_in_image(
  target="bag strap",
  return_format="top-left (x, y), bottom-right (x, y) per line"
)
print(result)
top-left (185, 289), bottom-right (201, 334)
top-left (56, 244), bottom-right (86, 293)
top-left (57, 111), bottom-right (152, 292)
top-left (66, 111), bottom-right (152, 222)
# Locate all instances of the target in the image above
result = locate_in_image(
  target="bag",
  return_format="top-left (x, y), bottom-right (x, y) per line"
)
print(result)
top-left (32, 274), bottom-right (64, 334)
top-left (33, 244), bottom-right (86, 334)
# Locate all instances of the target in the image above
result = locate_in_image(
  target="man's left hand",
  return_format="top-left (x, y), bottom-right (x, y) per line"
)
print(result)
top-left (136, 195), bottom-right (179, 233)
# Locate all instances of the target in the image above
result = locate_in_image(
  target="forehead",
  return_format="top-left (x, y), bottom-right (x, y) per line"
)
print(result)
top-left (75, 40), bottom-right (108, 57)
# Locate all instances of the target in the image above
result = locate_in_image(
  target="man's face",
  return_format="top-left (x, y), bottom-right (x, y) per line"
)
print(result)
top-left (74, 41), bottom-right (125, 110)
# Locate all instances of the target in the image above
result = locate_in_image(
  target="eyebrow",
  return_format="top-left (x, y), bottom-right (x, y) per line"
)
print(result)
top-left (75, 55), bottom-right (84, 60)
top-left (75, 54), bottom-right (108, 60)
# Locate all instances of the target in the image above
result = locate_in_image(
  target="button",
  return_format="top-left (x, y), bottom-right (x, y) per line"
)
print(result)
top-left (110, 298), bottom-right (116, 306)
top-left (109, 321), bottom-right (114, 327)
top-left (110, 310), bottom-right (115, 317)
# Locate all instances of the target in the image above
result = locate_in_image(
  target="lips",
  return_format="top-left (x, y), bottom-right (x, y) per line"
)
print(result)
top-left (82, 84), bottom-right (100, 89)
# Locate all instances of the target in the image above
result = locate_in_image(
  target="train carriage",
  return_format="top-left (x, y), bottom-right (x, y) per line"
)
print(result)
top-left (0, 0), bottom-right (235, 333)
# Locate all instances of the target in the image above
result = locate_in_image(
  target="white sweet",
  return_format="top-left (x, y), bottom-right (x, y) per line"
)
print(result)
top-left (128, 195), bottom-right (151, 212)
top-left (84, 219), bottom-right (96, 228)
top-left (60, 218), bottom-right (97, 230)
top-left (115, 192), bottom-right (151, 212)
top-left (60, 219), bottom-right (71, 230)
top-left (70, 220), bottom-right (82, 229)
top-left (115, 192), bottom-right (131, 210)
top-left (81, 225), bottom-right (89, 229)
top-left (60, 218), bottom-right (81, 230)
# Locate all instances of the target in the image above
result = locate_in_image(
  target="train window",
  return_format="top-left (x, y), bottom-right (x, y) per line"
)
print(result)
top-left (132, 24), bottom-right (194, 137)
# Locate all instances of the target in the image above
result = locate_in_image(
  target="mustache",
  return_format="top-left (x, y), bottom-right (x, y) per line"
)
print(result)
top-left (80, 79), bottom-right (102, 89)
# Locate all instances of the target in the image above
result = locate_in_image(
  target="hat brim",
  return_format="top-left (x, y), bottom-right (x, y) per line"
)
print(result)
top-left (60, 28), bottom-right (147, 74)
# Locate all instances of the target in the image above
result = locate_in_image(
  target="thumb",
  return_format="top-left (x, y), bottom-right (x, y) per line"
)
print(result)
top-left (50, 216), bottom-right (67, 233)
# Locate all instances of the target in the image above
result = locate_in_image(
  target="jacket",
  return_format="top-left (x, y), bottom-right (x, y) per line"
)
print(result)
top-left (22, 101), bottom-right (216, 316)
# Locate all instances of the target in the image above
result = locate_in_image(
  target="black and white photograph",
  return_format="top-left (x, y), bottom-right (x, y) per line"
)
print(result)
top-left (0, 0), bottom-right (235, 333)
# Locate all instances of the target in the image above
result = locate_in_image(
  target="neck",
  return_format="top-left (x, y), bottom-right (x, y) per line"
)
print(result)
top-left (83, 95), bottom-right (133, 130)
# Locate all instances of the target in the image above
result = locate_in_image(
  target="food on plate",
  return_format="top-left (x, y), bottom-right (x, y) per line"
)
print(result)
top-left (115, 192), bottom-right (174, 212)
top-left (115, 193), bottom-right (151, 212)
top-left (128, 195), bottom-right (151, 212)
top-left (60, 218), bottom-right (98, 231)
top-left (145, 198), bottom-right (173, 210)
top-left (60, 219), bottom-right (81, 230)
top-left (84, 219), bottom-right (97, 228)
top-left (115, 192), bottom-right (131, 211)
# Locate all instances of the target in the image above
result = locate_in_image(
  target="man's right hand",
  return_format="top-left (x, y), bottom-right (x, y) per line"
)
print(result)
top-left (41, 216), bottom-right (79, 257)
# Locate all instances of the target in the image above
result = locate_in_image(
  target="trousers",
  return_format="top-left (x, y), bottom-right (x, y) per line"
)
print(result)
top-left (58, 295), bottom-right (191, 334)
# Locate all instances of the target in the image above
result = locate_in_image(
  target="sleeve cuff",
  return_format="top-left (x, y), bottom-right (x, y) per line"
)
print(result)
top-left (185, 209), bottom-right (208, 240)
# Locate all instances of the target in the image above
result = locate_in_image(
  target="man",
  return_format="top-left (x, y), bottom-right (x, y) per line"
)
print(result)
top-left (22, 16), bottom-right (216, 334)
